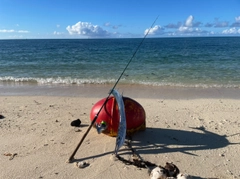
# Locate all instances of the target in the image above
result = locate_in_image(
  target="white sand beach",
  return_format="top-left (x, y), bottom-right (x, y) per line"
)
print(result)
top-left (1, 85), bottom-right (240, 179)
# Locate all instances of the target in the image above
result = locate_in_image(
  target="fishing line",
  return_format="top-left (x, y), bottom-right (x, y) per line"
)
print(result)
top-left (110, 16), bottom-right (159, 94)
top-left (67, 16), bottom-right (159, 162)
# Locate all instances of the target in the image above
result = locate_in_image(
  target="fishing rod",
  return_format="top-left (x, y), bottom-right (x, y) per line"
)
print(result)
top-left (67, 16), bottom-right (158, 163)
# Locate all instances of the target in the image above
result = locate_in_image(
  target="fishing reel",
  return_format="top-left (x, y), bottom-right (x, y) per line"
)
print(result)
top-left (96, 121), bottom-right (108, 134)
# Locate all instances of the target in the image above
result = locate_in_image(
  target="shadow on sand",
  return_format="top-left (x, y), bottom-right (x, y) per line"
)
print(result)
top-left (74, 126), bottom-right (238, 179)
top-left (130, 126), bottom-right (232, 156)
top-left (129, 126), bottom-right (237, 179)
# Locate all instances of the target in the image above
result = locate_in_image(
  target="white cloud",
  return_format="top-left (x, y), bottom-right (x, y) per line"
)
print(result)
top-left (112, 25), bottom-right (122, 29)
top-left (53, 31), bottom-right (63, 35)
top-left (174, 15), bottom-right (212, 35)
top-left (104, 22), bottom-right (111, 27)
top-left (0, 29), bottom-right (29, 33)
top-left (104, 22), bottom-right (122, 30)
top-left (165, 16), bottom-right (201, 29)
top-left (66, 21), bottom-right (109, 37)
top-left (165, 22), bottom-right (182, 29)
top-left (178, 26), bottom-right (189, 32)
top-left (231, 16), bottom-right (240, 27)
top-left (235, 16), bottom-right (240, 22)
top-left (144, 15), bottom-right (240, 37)
top-left (0, 29), bottom-right (14, 33)
top-left (222, 27), bottom-right (240, 34)
top-left (18, 30), bottom-right (29, 33)
top-left (209, 31), bottom-right (215, 35)
top-left (185, 15), bottom-right (194, 27)
top-left (144, 15), bottom-right (214, 36)
top-left (144, 25), bottom-right (165, 35)
top-left (178, 25), bottom-right (206, 35)
top-left (178, 16), bottom-right (199, 33)
top-left (56, 24), bottom-right (60, 28)
top-left (205, 18), bottom-right (230, 28)
top-left (214, 21), bottom-right (229, 28)
top-left (179, 26), bottom-right (201, 33)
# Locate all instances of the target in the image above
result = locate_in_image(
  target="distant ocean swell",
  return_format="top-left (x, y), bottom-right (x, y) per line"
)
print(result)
top-left (1, 38), bottom-right (240, 89)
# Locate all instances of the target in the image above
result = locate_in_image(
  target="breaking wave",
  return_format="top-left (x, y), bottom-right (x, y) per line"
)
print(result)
top-left (0, 76), bottom-right (116, 85)
top-left (1, 76), bottom-right (239, 88)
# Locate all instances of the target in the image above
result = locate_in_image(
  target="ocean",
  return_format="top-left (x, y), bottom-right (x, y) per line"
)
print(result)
top-left (0, 37), bottom-right (240, 88)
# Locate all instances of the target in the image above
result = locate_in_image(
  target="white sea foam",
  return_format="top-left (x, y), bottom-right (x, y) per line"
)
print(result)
top-left (1, 76), bottom-right (239, 88)
top-left (0, 76), bottom-right (116, 85)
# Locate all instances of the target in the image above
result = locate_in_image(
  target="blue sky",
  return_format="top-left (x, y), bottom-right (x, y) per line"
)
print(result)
top-left (0, 0), bottom-right (240, 39)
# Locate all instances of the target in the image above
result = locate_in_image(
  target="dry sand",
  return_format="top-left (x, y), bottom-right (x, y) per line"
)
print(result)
top-left (0, 85), bottom-right (240, 179)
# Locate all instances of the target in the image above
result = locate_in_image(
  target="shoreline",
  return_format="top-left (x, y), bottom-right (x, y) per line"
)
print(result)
top-left (1, 83), bottom-right (240, 99)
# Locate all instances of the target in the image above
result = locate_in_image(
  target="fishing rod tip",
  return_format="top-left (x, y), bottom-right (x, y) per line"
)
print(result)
top-left (66, 157), bottom-right (75, 163)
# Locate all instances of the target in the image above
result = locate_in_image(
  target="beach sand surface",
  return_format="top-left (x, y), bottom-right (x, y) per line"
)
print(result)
top-left (1, 86), bottom-right (240, 179)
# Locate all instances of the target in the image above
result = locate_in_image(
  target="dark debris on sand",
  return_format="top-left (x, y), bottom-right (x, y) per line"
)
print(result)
top-left (0, 115), bottom-right (5, 119)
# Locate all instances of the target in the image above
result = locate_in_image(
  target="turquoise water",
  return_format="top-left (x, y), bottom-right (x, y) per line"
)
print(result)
top-left (0, 37), bottom-right (240, 88)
